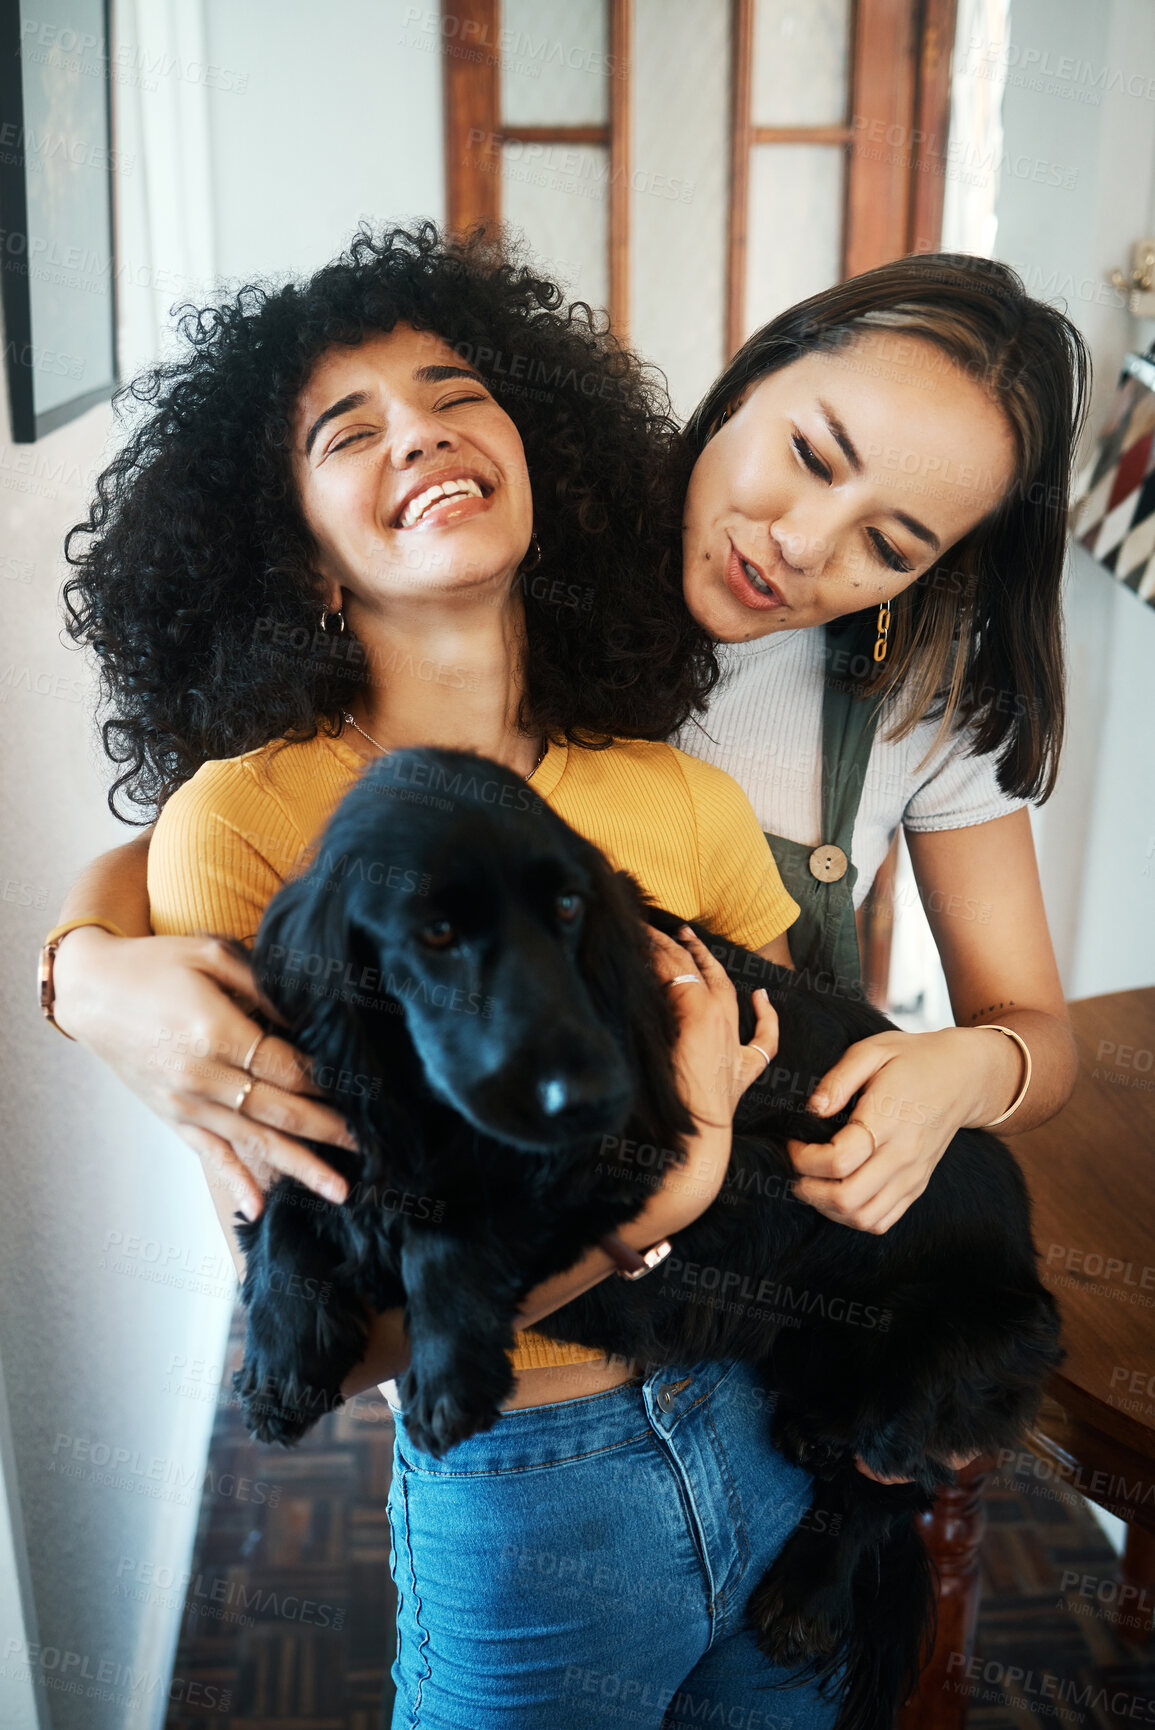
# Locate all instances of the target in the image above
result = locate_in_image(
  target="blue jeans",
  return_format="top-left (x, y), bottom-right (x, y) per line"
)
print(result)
top-left (387, 1359), bottom-right (844, 1728)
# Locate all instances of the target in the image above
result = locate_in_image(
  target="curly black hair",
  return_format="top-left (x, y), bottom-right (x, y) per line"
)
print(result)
top-left (64, 222), bottom-right (715, 820)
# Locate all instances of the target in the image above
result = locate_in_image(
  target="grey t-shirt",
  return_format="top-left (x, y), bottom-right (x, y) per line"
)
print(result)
top-left (675, 628), bottom-right (1026, 909)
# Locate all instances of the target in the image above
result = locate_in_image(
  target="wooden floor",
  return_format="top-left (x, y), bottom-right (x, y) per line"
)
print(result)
top-left (164, 1311), bottom-right (1155, 1730)
top-left (165, 1314), bottom-right (397, 1730)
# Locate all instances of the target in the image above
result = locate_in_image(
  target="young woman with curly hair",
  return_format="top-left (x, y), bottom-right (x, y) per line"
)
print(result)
top-left (46, 223), bottom-right (848, 1729)
top-left (46, 228), bottom-right (1085, 1723)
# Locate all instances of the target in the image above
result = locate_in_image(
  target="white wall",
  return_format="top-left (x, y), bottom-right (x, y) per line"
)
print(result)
top-left (0, 1353), bottom-right (49, 1730)
top-left (0, 15), bottom-right (228, 1724)
top-left (0, 384), bottom-right (231, 1730)
top-left (992, 0), bottom-right (1155, 995)
top-left (629, 0), bottom-right (731, 418)
top-left (203, 0), bottom-right (444, 283)
top-left (890, 0), bottom-right (1155, 1019)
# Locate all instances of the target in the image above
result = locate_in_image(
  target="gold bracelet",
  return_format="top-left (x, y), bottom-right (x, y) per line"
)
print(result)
top-left (38, 916), bottom-right (128, 1039)
top-left (599, 1231), bottom-right (673, 1280)
top-left (977, 1024), bottom-right (1033, 1127)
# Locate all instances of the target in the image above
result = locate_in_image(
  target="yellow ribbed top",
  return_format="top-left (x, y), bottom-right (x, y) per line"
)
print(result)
top-left (149, 729), bottom-right (798, 1371)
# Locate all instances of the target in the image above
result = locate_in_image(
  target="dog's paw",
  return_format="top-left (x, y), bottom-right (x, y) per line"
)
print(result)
top-left (232, 1362), bottom-right (342, 1447)
top-left (397, 1329), bottom-right (516, 1458)
top-left (748, 1543), bottom-right (851, 1668)
top-left (770, 1410), bottom-right (849, 1480)
top-left (397, 1368), bottom-right (507, 1458)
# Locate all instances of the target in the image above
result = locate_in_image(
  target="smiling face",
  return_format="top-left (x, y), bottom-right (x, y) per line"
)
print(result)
top-left (682, 330), bottom-right (1018, 641)
top-left (292, 323), bottom-right (534, 612)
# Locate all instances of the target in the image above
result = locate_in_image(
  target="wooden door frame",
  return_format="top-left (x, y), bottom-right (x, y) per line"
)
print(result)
top-left (727, 0), bottom-right (958, 355)
top-left (441, 0), bottom-right (633, 335)
top-left (443, 0), bottom-right (501, 234)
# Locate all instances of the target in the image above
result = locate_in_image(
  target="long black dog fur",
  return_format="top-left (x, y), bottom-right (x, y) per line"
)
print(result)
top-left (234, 747), bottom-right (1063, 1730)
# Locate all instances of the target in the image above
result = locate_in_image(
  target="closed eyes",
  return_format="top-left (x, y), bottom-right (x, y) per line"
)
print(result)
top-left (792, 431), bottom-right (831, 483)
top-left (331, 429), bottom-right (374, 453)
top-left (328, 395), bottom-right (488, 455)
top-left (791, 431), bottom-right (914, 575)
top-left (867, 530), bottom-right (913, 575)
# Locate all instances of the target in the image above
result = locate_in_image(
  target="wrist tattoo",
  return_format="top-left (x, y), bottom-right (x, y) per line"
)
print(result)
top-left (968, 1000), bottom-right (1016, 1024)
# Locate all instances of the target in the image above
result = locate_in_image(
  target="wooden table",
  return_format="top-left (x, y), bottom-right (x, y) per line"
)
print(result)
top-left (901, 988), bottom-right (1155, 1729)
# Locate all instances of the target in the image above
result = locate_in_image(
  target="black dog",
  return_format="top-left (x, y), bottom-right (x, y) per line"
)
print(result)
top-left (235, 747), bottom-right (1062, 1730)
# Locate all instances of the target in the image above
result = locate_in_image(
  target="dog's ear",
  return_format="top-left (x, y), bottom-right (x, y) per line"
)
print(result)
top-left (252, 868), bottom-right (416, 1140)
top-left (253, 867), bottom-right (358, 1070)
top-left (577, 855), bottom-right (694, 1148)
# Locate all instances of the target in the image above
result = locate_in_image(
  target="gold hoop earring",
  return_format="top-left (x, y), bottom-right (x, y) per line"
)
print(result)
top-left (319, 606), bottom-right (346, 636)
top-left (873, 599), bottom-right (892, 665)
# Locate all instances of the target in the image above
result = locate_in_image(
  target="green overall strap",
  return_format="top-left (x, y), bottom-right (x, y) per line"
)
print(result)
top-left (762, 621), bottom-right (885, 987)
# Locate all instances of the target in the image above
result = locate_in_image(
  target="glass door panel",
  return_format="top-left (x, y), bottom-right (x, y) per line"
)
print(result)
top-left (745, 143), bottom-right (845, 330)
top-left (501, 143), bottom-right (610, 307)
top-left (751, 0), bottom-right (852, 126)
top-left (500, 0), bottom-right (610, 124)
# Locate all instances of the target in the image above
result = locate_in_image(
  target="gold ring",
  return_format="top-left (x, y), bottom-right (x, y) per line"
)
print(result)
top-left (666, 973), bottom-right (703, 988)
top-left (241, 1031), bottom-right (265, 1075)
top-left (234, 1078), bottom-right (254, 1115)
top-left (848, 1116), bottom-right (877, 1156)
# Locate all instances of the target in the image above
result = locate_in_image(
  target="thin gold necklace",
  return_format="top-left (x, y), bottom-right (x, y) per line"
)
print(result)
top-left (342, 713), bottom-right (548, 781)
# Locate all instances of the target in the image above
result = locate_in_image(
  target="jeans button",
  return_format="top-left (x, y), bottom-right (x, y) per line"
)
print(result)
top-left (657, 1376), bottom-right (691, 1412)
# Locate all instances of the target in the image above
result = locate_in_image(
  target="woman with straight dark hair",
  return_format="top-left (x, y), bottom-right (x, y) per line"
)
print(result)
top-left (671, 251), bottom-right (1087, 1235)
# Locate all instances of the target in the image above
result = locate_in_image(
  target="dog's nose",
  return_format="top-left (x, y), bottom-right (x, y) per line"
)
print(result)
top-left (533, 1069), bottom-right (630, 1133)
top-left (537, 1076), bottom-right (571, 1117)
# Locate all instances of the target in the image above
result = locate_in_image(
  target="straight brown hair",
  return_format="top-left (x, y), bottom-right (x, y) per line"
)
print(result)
top-left (684, 254), bottom-right (1091, 802)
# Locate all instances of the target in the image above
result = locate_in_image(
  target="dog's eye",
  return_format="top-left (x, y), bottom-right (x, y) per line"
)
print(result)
top-left (555, 893), bottom-right (583, 923)
top-left (419, 919), bottom-right (457, 950)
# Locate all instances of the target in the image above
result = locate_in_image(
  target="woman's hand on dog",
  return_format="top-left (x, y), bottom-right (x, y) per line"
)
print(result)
top-left (647, 924), bottom-right (779, 1125)
top-left (786, 1026), bottom-right (1024, 1235)
top-left (643, 924), bottom-right (779, 1231)
top-left (52, 928), bottom-right (357, 1220)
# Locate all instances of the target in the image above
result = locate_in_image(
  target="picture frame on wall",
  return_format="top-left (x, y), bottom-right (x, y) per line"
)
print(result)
top-left (0, 0), bottom-right (117, 442)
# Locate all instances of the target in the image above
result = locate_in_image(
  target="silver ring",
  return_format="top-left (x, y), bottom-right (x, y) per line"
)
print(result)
top-left (241, 1032), bottom-right (265, 1075)
top-left (233, 1078), bottom-right (254, 1115)
top-left (666, 973), bottom-right (704, 988)
top-left (749, 1042), bottom-right (772, 1072)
